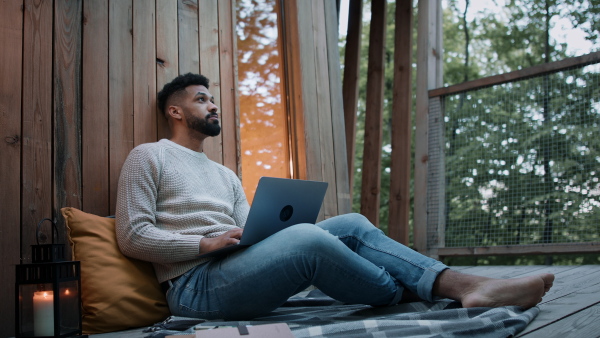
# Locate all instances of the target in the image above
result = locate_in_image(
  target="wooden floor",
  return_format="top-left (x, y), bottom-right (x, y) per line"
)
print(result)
top-left (452, 265), bottom-right (600, 338)
top-left (94, 265), bottom-right (600, 338)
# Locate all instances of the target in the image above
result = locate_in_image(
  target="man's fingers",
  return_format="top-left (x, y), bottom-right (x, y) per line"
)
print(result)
top-left (226, 228), bottom-right (243, 239)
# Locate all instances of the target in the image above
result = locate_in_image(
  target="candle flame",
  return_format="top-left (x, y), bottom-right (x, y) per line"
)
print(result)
top-left (64, 289), bottom-right (70, 296)
top-left (43, 292), bottom-right (50, 298)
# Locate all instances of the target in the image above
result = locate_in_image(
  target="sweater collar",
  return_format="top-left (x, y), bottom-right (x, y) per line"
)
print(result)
top-left (159, 139), bottom-right (208, 160)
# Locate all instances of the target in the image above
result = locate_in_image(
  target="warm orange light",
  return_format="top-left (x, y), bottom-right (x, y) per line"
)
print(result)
top-left (64, 289), bottom-right (70, 296)
top-left (237, 0), bottom-right (292, 203)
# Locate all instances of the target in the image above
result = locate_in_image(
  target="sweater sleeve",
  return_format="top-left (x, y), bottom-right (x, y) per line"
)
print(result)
top-left (115, 146), bottom-right (204, 264)
top-left (229, 170), bottom-right (250, 228)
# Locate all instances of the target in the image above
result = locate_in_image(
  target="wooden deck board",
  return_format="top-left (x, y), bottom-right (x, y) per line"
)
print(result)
top-left (524, 302), bottom-right (600, 338)
top-left (518, 265), bottom-right (600, 337)
top-left (90, 265), bottom-right (600, 337)
top-left (448, 265), bottom-right (600, 337)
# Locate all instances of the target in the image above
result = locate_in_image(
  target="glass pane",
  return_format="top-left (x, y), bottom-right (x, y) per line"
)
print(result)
top-left (236, 0), bottom-right (291, 203)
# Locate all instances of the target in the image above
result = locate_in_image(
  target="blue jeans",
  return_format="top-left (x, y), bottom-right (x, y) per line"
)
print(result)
top-left (165, 213), bottom-right (448, 319)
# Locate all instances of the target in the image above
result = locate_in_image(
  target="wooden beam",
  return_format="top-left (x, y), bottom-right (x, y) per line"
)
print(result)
top-left (414, 0), bottom-right (443, 254)
top-left (296, 0), bottom-right (326, 220)
top-left (433, 242), bottom-right (600, 257)
top-left (0, 1), bottom-right (23, 336)
top-left (133, 0), bottom-right (157, 147)
top-left (218, 0), bottom-right (241, 175)
top-left (54, 0), bottom-right (83, 240)
top-left (430, 51), bottom-right (600, 98)
top-left (82, 0), bottom-right (110, 216)
top-left (178, 0), bottom-right (200, 74)
top-left (360, 0), bottom-right (387, 226)
top-left (312, 0), bottom-right (338, 219)
top-left (22, 0), bottom-right (53, 257)
top-left (388, 0), bottom-right (413, 245)
top-left (156, 0), bottom-right (179, 140)
top-left (342, 0), bottom-right (362, 196)
top-left (281, 0), bottom-right (308, 182)
top-left (325, 0), bottom-right (352, 214)
top-left (199, 0), bottom-right (224, 163)
top-left (109, 0), bottom-right (134, 214)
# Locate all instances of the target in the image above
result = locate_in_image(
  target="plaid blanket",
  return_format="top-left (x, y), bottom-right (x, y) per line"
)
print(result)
top-left (144, 290), bottom-right (539, 338)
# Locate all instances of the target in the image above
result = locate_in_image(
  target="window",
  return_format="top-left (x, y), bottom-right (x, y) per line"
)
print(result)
top-left (236, 0), bottom-right (291, 202)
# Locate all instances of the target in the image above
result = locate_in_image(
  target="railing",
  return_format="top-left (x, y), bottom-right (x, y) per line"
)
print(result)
top-left (423, 52), bottom-right (600, 258)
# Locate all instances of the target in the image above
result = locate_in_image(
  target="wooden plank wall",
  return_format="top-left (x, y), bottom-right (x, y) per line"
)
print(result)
top-left (283, 0), bottom-right (351, 218)
top-left (0, 1), bottom-right (350, 336)
top-left (0, 1), bottom-right (23, 335)
top-left (0, 1), bottom-right (238, 336)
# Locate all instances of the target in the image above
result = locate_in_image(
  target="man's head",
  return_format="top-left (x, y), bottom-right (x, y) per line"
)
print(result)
top-left (157, 73), bottom-right (220, 137)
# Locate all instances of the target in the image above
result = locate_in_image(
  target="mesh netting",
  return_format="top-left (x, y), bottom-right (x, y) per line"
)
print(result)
top-left (428, 61), bottom-right (600, 248)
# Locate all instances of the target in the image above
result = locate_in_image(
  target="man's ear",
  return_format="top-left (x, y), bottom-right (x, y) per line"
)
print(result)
top-left (167, 105), bottom-right (183, 121)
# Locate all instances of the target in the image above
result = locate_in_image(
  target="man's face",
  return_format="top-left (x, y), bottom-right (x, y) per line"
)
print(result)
top-left (180, 85), bottom-right (221, 137)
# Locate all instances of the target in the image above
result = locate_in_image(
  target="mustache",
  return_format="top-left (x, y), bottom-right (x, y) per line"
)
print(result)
top-left (206, 113), bottom-right (219, 119)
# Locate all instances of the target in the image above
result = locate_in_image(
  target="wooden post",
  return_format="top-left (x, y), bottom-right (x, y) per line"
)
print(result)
top-left (342, 0), bottom-right (363, 196)
top-left (23, 0), bottom-right (53, 257)
top-left (218, 0), bottom-right (241, 175)
top-left (388, 0), bottom-right (413, 245)
top-left (178, 0), bottom-right (200, 74)
top-left (82, 0), bottom-right (110, 216)
top-left (0, 1), bottom-right (23, 336)
top-left (108, 0), bottom-right (134, 214)
top-left (325, 0), bottom-right (352, 214)
top-left (133, 0), bottom-right (157, 147)
top-left (156, 0), bottom-right (179, 141)
top-left (54, 0), bottom-right (83, 240)
top-left (311, 0), bottom-right (339, 219)
top-left (360, 0), bottom-right (386, 226)
top-left (415, 0), bottom-right (443, 255)
top-left (199, 0), bottom-right (224, 164)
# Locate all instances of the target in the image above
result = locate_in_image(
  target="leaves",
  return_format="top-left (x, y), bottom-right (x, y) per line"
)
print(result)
top-left (346, 0), bottom-right (599, 261)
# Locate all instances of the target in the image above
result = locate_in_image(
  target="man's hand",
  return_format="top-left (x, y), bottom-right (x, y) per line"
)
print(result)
top-left (199, 228), bottom-right (243, 254)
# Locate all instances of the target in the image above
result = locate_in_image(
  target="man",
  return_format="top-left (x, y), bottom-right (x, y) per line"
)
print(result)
top-left (116, 73), bottom-right (554, 320)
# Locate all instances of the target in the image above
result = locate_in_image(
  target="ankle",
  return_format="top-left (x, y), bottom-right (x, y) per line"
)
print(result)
top-left (433, 269), bottom-right (489, 302)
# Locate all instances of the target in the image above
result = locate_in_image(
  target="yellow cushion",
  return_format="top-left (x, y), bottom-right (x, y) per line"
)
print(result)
top-left (61, 207), bottom-right (170, 334)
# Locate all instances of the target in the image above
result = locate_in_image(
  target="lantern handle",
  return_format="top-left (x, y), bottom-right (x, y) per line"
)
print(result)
top-left (36, 218), bottom-right (59, 245)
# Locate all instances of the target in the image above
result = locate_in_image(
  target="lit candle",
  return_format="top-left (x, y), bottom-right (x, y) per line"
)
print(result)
top-left (33, 291), bottom-right (54, 336)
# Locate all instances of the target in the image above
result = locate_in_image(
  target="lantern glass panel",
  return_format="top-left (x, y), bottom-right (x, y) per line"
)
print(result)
top-left (17, 283), bottom-right (49, 337)
top-left (58, 281), bottom-right (80, 334)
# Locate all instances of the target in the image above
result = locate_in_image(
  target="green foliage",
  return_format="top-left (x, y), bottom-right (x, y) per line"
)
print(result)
top-left (342, 0), bottom-right (599, 264)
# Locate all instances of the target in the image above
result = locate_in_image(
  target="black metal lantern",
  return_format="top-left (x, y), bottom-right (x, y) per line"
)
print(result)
top-left (15, 218), bottom-right (84, 337)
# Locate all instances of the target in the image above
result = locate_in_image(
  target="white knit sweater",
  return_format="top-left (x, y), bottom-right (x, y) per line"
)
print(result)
top-left (115, 139), bottom-right (249, 283)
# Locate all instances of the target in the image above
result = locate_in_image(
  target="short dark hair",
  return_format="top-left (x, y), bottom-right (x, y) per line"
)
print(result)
top-left (157, 73), bottom-right (210, 114)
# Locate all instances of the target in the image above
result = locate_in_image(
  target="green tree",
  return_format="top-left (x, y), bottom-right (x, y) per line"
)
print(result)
top-left (440, 0), bottom-right (600, 264)
top-left (342, 0), bottom-right (600, 266)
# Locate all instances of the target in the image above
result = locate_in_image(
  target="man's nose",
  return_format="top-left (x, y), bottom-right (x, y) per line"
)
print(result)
top-left (209, 101), bottom-right (218, 113)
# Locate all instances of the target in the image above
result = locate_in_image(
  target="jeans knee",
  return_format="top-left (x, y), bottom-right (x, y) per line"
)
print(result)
top-left (280, 224), bottom-right (340, 252)
top-left (319, 213), bottom-right (379, 235)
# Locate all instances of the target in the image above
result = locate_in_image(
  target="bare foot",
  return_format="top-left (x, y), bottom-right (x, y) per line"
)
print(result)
top-left (461, 273), bottom-right (555, 309)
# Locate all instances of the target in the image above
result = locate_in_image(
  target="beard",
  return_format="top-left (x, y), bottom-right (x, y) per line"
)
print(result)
top-left (186, 112), bottom-right (221, 137)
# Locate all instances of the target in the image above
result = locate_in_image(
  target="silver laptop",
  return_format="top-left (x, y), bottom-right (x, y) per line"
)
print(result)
top-left (197, 177), bottom-right (328, 258)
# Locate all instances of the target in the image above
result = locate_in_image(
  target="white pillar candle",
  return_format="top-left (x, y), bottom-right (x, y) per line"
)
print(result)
top-left (33, 291), bottom-right (54, 336)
